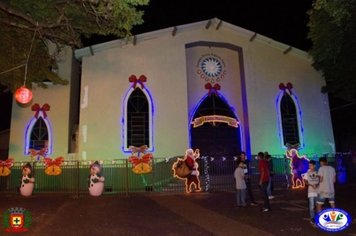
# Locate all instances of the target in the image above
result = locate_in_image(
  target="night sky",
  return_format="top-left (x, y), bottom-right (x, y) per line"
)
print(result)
top-left (84, 0), bottom-right (313, 51)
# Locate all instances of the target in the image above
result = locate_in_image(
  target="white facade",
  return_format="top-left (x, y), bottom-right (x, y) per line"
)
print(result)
top-left (74, 18), bottom-right (334, 159)
top-left (9, 18), bottom-right (335, 161)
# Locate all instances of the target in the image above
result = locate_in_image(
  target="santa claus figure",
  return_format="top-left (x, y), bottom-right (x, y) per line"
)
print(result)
top-left (184, 149), bottom-right (201, 193)
top-left (286, 148), bottom-right (309, 188)
top-left (20, 163), bottom-right (35, 197)
top-left (88, 161), bottom-right (105, 196)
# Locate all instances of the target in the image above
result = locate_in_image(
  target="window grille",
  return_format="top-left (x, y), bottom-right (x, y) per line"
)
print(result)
top-left (280, 93), bottom-right (300, 146)
top-left (127, 88), bottom-right (149, 148)
top-left (29, 117), bottom-right (49, 150)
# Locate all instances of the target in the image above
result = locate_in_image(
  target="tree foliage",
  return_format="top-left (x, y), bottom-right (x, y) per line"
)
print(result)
top-left (0, 0), bottom-right (148, 92)
top-left (307, 0), bottom-right (356, 100)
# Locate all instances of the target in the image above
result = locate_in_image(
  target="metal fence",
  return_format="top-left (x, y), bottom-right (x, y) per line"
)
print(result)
top-left (0, 154), bottom-right (353, 196)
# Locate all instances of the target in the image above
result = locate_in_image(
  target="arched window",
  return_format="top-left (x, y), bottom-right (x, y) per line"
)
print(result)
top-left (24, 110), bottom-right (53, 155)
top-left (276, 92), bottom-right (303, 148)
top-left (30, 117), bottom-right (48, 150)
top-left (123, 87), bottom-right (153, 152)
top-left (190, 93), bottom-right (241, 156)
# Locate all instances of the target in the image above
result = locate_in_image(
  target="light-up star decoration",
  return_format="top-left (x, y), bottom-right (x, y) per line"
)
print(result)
top-left (286, 148), bottom-right (309, 188)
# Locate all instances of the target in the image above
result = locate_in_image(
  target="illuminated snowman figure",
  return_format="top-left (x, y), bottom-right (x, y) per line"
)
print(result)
top-left (20, 163), bottom-right (35, 197)
top-left (88, 161), bottom-right (105, 196)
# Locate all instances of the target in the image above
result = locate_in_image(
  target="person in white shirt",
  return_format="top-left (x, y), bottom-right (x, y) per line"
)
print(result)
top-left (316, 157), bottom-right (336, 212)
top-left (234, 161), bottom-right (247, 207)
top-left (303, 160), bottom-right (319, 225)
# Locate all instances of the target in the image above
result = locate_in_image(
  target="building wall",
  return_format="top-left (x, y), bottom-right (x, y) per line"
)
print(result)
top-left (9, 46), bottom-right (74, 161)
top-left (243, 40), bottom-right (334, 155)
top-left (78, 33), bottom-right (190, 159)
top-left (78, 25), bottom-right (334, 159)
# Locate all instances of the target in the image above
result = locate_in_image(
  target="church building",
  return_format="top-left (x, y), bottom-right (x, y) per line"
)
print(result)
top-left (8, 18), bottom-right (335, 161)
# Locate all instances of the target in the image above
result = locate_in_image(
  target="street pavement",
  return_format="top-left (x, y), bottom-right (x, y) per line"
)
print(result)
top-left (0, 184), bottom-right (355, 236)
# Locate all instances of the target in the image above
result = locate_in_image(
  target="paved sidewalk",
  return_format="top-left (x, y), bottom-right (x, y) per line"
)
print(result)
top-left (150, 194), bottom-right (273, 236)
top-left (0, 184), bottom-right (355, 235)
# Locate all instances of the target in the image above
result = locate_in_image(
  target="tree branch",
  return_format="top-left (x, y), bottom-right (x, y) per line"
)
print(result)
top-left (0, 19), bottom-right (79, 47)
top-left (0, 1), bottom-right (38, 27)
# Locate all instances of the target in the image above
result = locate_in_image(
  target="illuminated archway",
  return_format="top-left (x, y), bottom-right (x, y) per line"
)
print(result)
top-left (190, 93), bottom-right (241, 156)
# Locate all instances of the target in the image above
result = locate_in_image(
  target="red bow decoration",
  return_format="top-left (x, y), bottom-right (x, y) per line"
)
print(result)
top-left (128, 153), bottom-right (153, 166)
top-left (129, 145), bottom-right (148, 155)
top-left (43, 156), bottom-right (64, 168)
top-left (205, 83), bottom-right (221, 96)
top-left (0, 159), bottom-right (14, 168)
top-left (31, 103), bottom-right (50, 119)
top-left (129, 75), bottom-right (147, 89)
top-left (279, 82), bottom-right (293, 94)
top-left (29, 148), bottom-right (48, 159)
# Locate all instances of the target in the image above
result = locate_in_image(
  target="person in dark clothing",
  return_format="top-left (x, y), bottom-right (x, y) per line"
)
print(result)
top-left (238, 151), bottom-right (258, 206)
top-left (265, 152), bottom-right (274, 199)
top-left (258, 152), bottom-right (271, 212)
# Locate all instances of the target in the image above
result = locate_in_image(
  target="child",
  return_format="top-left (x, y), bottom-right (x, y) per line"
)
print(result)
top-left (238, 152), bottom-right (258, 206)
top-left (303, 160), bottom-right (319, 225)
top-left (234, 161), bottom-right (247, 207)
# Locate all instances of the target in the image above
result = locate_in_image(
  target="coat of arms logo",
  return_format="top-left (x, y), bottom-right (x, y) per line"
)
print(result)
top-left (3, 207), bottom-right (32, 232)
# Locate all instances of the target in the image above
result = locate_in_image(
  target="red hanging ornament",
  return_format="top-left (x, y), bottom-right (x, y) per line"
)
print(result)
top-left (15, 86), bottom-right (33, 104)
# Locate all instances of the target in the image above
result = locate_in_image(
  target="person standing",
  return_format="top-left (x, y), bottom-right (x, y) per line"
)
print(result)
top-left (238, 152), bottom-right (258, 206)
top-left (258, 152), bottom-right (271, 212)
top-left (303, 160), bottom-right (319, 226)
top-left (265, 152), bottom-right (274, 199)
top-left (234, 161), bottom-right (247, 207)
top-left (316, 157), bottom-right (336, 212)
